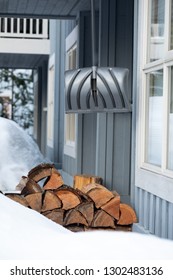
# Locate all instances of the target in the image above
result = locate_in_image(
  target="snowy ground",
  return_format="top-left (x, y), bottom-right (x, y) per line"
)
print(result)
top-left (0, 193), bottom-right (173, 260)
top-left (0, 117), bottom-right (173, 260)
top-left (0, 117), bottom-right (45, 191)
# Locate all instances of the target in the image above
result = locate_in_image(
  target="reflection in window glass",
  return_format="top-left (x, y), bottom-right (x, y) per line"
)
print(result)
top-left (168, 67), bottom-right (173, 170)
top-left (146, 70), bottom-right (163, 166)
top-left (149, 0), bottom-right (165, 62)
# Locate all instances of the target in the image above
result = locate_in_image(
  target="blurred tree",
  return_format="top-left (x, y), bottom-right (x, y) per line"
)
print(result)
top-left (0, 68), bottom-right (34, 135)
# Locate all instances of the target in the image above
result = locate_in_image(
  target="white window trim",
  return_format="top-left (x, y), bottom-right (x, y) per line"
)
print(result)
top-left (47, 53), bottom-right (55, 148)
top-left (64, 25), bottom-right (78, 158)
top-left (135, 0), bottom-right (173, 203)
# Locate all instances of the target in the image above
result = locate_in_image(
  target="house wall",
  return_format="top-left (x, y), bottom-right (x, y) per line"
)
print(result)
top-left (131, 0), bottom-right (173, 240)
top-left (62, 0), bottom-right (134, 203)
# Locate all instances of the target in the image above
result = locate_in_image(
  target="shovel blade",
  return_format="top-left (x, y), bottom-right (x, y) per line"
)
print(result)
top-left (65, 67), bottom-right (132, 114)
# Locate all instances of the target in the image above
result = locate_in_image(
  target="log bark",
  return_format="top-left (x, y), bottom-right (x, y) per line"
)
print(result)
top-left (101, 194), bottom-right (120, 220)
top-left (92, 209), bottom-right (116, 229)
top-left (117, 203), bottom-right (137, 225)
top-left (64, 209), bottom-right (88, 226)
top-left (76, 201), bottom-right (94, 226)
top-left (43, 168), bottom-right (64, 190)
top-left (6, 194), bottom-right (29, 207)
top-left (74, 174), bottom-right (103, 190)
top-left (41, 191), bottom-right (62, 212)
top-left (66, 225), bottom-right (85, 232)
top-left (25, 192), bottom-right (42, 212)
top-left (82, 184), bottom-right (114, 208)
top-left (54, 186), bottom-right (81, 210)
top-left (28, 163), bottom-right (54, 182)
top-left (21, 179), bottom-right (42, 196)
top-left (16, 176), bottom-right (28, 191)
top-left (43, 209), bottom-right (64, 225)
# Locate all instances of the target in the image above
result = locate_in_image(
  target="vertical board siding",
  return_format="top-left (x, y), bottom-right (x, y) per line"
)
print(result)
top-left (105, 113), bottom-right (114, 188)
top-left (134, 186), bottom-right (173, 240)
top-left (62, 0), bottom-right (133, 197)
top-left (96, 0), bottom-right (133, 204)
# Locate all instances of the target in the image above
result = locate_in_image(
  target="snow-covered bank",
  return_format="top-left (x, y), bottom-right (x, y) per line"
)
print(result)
top-left (0, 194), bottom-right (173, 260)
top-left (0, 117), bottom-right (45, 191)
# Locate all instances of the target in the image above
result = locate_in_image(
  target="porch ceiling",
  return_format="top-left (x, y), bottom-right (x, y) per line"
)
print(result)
top-left (0, 0), bottom-right (98, 69)
top-left (0, 0), bottom-right (98, 19)
top-left (0, 53), bottom-right (48, 69)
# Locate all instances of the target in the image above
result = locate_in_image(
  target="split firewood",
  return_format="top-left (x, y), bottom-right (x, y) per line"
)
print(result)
top-left (117, 203), bottom-right (137, 225)
top-left (41, 191), bottom-right (62, 212)
top-left (21, 178), bottom-right (42, 196)
top-left (76, 201), bottom-right (94, 226)
top-left (54, 186), bottom-right (81, 210)
top-left (28, 163), bottom-right (54, 182)
top-left (101, 194), bottom-right (120, 220)
top-left (64, 209), bottom-right (88, 226)
top-left (15, 176), bottom-right (28, 191)
top-left (42, 209), bottom-right (64, 225)
top-left (25, 192), bottom-right (42, 212)
top-left (92, 209), bottom-right (116, 229)
top-left (66, 225), bottom-right (85, 232)
top-left (74, 174), bottom-right (103, 190)
top-left (43, 168), bottom-right (64, 190)
top-left (115, 225), bottom-right (132, 232)
top-left (84, 227), bottom-right (115, 231)
top-left (5, 194), bottom-right (29, 207)
top-left (81, 183), bottom-right (114, 208)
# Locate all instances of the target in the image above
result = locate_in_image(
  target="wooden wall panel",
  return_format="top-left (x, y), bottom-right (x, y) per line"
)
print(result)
top-left (134, 187), bottom-right (173, 240)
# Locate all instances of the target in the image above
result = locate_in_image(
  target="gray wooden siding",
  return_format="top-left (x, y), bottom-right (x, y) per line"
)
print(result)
top-left (62, 0), bottom-right (133, 201)
top-left (95, 0), bottom-right (133, 203)
top-left (134, 186), bottom-right (173, 240)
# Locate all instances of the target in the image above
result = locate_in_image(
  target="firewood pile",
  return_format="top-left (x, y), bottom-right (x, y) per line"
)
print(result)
top-left (3, 163), bottom-right (137, 232)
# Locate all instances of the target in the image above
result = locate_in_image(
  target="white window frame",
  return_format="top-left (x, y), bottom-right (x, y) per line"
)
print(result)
top-left (64, 25), bottom-right (78, 158)
top-left (135, 0), bottom-right (173, 203)
top-left (47, 53), bottom-right (55, 148)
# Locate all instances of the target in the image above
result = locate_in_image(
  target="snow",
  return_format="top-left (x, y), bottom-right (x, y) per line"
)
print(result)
top-left (0, 193), bottom-right (173, 260)
top-left (0, 117), bottom-right (45, 191)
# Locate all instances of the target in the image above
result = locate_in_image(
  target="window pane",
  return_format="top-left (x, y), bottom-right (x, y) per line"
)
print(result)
top-left (149, 0), bottom-right (165, 62)
top-left (145, 70), bottom-right (163, 166)
top-left (168, 67), bottom-right (173, 170)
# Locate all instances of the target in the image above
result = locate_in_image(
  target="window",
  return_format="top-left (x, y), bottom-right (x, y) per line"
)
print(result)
top-left (47, 54), bottom-right (55, 148)
top-left (64, 26), bottom-right (78, 158)
top-left (136, 0), bottom-right (173, 202)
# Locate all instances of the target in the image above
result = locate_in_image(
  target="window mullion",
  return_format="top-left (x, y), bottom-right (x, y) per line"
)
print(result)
top-left (165, 0), bottom-right (171, 52)
top-left (162, 65), bottom-right (169, 171)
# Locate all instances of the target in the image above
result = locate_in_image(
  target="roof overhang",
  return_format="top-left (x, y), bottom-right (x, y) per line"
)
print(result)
top-left (0, 0), bottom-right (98, 19)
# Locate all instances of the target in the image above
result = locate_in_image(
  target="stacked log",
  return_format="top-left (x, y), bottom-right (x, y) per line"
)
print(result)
top-left (4, 164), bottom-right (137, 232)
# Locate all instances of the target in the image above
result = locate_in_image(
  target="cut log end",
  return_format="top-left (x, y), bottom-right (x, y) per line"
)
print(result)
top-left (117, 203), bottom-right (137, 225)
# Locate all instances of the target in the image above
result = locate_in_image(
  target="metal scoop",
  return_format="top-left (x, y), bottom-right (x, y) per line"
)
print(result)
top-left (65, 0), bottom-right (132, 113)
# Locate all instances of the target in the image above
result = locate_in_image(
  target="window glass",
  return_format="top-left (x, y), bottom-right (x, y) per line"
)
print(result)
top-left (145, 69), bottom-right (163, 166)
top-left (149, 0), bottom-right (165, 62)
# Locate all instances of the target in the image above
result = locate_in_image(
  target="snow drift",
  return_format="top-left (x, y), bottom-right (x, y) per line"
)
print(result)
top-left (0, 117), bottom-right (45, 191)
top-left (0, 193), bottom-right (173, 260)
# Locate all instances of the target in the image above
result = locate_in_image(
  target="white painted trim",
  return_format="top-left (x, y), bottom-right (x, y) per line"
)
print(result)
top-left (64, 25), bottom-right (78, 158)
top-left (47, 53), bottom-right (55, 148)
top-left (135, 0), bottom-right (173, 203)
top-left (65, 25), bottom-right (78, 52)
top-left (0, 38), bottom-right (50, 54)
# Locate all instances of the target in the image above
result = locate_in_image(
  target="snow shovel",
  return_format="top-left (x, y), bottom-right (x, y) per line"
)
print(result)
top-left (65, 0), bottom-right (132, 113)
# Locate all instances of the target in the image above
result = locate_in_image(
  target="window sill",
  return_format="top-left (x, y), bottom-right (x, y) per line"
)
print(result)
top-left (64, 143), bottom-right (76, 158)
top-left (135, 166), bottom-right (173, 203)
